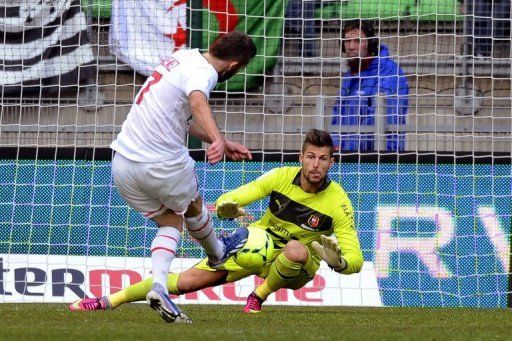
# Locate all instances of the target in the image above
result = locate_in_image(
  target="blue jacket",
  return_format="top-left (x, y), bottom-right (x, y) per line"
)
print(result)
top-left (331, 44), bottom-right (409, 151)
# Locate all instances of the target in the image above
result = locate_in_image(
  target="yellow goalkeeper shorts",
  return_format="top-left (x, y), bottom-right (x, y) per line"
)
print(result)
top-left (193, 247), bottom-right (321, 289)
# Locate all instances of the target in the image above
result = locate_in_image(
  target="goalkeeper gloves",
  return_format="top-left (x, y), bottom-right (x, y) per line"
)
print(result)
top-left (216, 201), bottom-right (246, 220)
top-left (311, 235), bottom-right (347, 273)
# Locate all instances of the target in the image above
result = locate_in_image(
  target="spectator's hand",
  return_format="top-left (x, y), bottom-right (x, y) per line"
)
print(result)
top-left (225, 139), bottom-right (252, 161)
top-left (207, 139), bottom-right (225, 164)
top-left (312, 235), bottom-right (347, 273)
top-left (216, 201), bottom-right (246, 220)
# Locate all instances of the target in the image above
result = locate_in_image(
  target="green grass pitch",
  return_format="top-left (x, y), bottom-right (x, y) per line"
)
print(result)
top-left (1, 304), bottom-right (511, 340)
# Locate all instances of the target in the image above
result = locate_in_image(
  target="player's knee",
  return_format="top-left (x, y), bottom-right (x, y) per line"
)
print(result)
top-left (282, 240), bottom-right (309, 265)
top-left (152, 210), bottom-right (184, 232)
top-left (184, 196), bottom-right (203, 217)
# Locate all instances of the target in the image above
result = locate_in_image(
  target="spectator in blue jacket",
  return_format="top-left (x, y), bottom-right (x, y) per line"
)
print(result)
top-left (331, 20), bottom-right (409, 152)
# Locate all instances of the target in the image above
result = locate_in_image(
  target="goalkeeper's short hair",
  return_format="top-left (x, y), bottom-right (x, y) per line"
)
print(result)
top-left (302, 129), bottom-right (334, 156)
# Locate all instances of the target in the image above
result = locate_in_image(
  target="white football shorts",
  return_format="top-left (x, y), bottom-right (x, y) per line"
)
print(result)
top-left (111, 152), bottom-right (199, 218)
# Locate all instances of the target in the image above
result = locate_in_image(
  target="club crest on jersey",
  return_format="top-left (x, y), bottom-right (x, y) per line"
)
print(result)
top-left (308, 215), bottom-right (319, 228)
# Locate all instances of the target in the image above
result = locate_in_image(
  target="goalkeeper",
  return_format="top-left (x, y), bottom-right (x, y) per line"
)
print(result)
top-left (70, 129), bottom-right (363, 317)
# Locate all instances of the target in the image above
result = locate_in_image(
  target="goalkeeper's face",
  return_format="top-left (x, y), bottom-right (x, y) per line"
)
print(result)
top-left (299, 145), bottom-right (334, 185)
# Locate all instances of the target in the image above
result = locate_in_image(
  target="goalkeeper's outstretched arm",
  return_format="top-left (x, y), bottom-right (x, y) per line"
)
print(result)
top-left (312, 234), bottom-right (363, 274)
top-left (333, 231), bottom-right (363, 275)
top-left (313, 198), bottom-right (363, 275)
top-left (215, 168), bottom-right (280, 217)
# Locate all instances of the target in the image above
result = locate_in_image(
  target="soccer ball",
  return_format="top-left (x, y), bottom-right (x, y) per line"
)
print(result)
top-left (233, 227), bottom-right (274, 270)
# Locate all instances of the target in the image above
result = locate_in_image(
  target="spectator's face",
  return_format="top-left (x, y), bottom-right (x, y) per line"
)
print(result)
top-left (343, 28), bottom-right (369, 59)
top-left (299, 144), bottom-right (334, 185)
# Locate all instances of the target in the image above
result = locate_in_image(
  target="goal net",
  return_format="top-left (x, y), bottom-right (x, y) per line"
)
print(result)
top-left (0, 0), bottom-right (510, 308)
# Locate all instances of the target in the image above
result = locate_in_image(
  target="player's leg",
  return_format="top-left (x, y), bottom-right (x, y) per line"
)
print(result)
top-left (109, 266), bottom-right (228, 308)
top-left (72, 255), bottom-right (193, 322)
top-left (69, 277), bottom-right (156, 311)
top-left (110, 153), bottom-right (181, 296)
top-left (110, 154), bottom-right (188, 322)
top-left (184, 196), bottom-right (224, 262)
top-left (71, 154), bottom-right (181, 315)
top-left (245, 258), bottom-right (320, 313)
top-left (150, 210), bottom-right (182, 291)
top-left (70, 259), bottom-right (239, 310)
top-left (150, 210), bottom-right (182, 288)
top-left (155, 158), bottom-right (249, 268)
top-left (255, 240), bottom-right (309, 300)
top-left (70, 256), bottom-right (255, 311)
top-left (174, 266), bottom-right (229, 293)
top-left (245, 240), bottom-right (316, 313)
top-left (146, 210), bottom-right (189, 323)
top-left (184, 194), bottom-right (249, 268)
top-left (69, 268), bottom-right (228, 311)
top-left (142, 157), bottom-right (220, 323)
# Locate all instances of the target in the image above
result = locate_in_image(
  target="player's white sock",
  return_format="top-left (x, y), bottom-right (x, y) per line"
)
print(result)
top-left (185, 206), bottom-right (223, 260)
top-left (150, 226), bottom-right (181, 293)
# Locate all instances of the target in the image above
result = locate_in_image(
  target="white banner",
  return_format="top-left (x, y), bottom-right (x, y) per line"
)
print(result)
top-left (0, 254), bottom-right (382, 307)
top-left (0, 0), bottom-right (94, 85)
top-left (110, 0), bottom-right (187, 76)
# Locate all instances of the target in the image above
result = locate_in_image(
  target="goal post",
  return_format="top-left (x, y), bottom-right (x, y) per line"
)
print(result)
top-left (0, 0), bottom-right (510, 308)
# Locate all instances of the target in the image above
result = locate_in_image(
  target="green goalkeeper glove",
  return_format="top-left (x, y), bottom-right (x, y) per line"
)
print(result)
top-left (311, 235), bottom-right (347, 273)
top-left (216, 201), bottom-right (246, 220)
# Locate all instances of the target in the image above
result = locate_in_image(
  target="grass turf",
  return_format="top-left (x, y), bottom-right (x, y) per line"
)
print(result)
top-left (1, 304), bottom-right (511, 340)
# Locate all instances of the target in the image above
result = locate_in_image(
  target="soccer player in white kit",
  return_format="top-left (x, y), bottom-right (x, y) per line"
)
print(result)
top-left (108, 32), bottom-right (256, 323)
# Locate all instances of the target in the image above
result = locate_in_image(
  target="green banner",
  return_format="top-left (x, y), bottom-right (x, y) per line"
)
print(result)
top-left (81, 0), bottom-right (112, 18)
top-left (199, 1), bottom-right (285, 91)
top-left (316, 0), bottom-right (462, 21)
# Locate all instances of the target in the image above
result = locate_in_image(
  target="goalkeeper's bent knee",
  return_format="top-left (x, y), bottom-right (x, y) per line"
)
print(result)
top-left (255, 253), bottom-right (302, 300)
top-left (282, 240), bottom-right (309, 264)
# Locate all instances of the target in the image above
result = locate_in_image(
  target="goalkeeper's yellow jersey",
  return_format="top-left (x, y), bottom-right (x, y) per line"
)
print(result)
top-left (216, 166), bottom-right (363, 274)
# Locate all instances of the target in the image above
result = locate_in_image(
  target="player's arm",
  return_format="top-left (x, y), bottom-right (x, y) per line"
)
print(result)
top-left (216, 168), bottom-right (279, 219)
top-left (189, 123), bottom-right (252, 161)
top-left (224, 139), bottom-right (252, 161)
top-left (188, 91), bottom-right (224, 164)
top-left (188, 120), bottom-right (213, 143)
top-left (313, 198), bottom-right (363, 274)
top-left (332, 198), bottom-right (363, 274)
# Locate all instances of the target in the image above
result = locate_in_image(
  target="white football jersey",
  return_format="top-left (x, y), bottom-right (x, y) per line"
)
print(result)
top-left (111, 49), bottom-right (218, 163)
